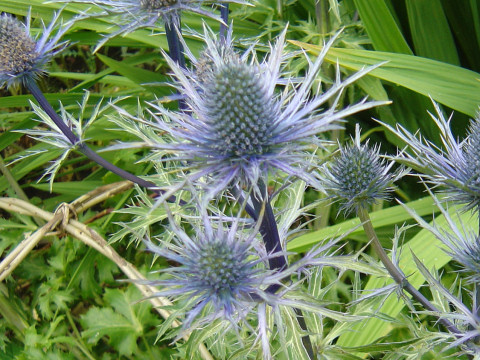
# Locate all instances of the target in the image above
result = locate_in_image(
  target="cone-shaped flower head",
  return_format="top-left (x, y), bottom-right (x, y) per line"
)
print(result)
top-left (0, 11), bottom-right (70, 88)
top-left (202, 58), bottom-right (278, 157)
top-left (384, 101), bottom-right (480, 212)
top-left (452, 235), bottom-right (480, 282)
top-left (322, 125), bottom-right (406, 215)
top-left (146, 220), bottom-right (257, 328)
top-left (112, 28), bottom-right (387, 199)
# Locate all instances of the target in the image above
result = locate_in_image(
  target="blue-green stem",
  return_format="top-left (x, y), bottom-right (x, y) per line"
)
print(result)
top-left (165, 18), bottom-right (187, 110)
top-left (247, 185), bottom-right (286, 275)
top-left (244, 184), bottom-right (315, 359)
top-left (476, 210), bottom-right (480, 318)
top-left (357, 206), bottom-right (462, 336)
top-left (24, 79), bottom-right (161, 191)
top-left (219, 4), bottom-right (229, 40)
top-left (165, 20), bottom-right (185, 69)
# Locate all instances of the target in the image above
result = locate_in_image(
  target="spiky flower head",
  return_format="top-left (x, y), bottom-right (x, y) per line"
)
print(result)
top-left (321, 125), bottom-right (406, 215)
top-left (52, 0), bottom-right (246, 51)
top-left (384, 101), bottom-right (480, 212)
top-left (111, 28), bottom-right (387, 199)
top-left (0, 11), bottom-right (70, 88)
top-left (141, 204), bottom-right (367, 358)
top-left (145, 210), bottom-right (266, 329)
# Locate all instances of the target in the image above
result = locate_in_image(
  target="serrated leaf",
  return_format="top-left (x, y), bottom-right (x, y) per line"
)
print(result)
top-left (81, 287), bottom-right (152, 356)
top-left (81, 307), bottom-right (139, 356)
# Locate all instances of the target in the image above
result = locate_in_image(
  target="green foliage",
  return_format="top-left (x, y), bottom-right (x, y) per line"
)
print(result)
top-left (80, 287), bottom-right (155, 356)
top-left (1, 0), bottom-right (480, 358)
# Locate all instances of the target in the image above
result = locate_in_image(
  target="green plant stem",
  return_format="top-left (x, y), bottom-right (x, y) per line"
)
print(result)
top-left (357, 206), bottom-right (462, 336)
top-left (65, 311), bottom-right (96, 360)
top-left (316, 0), bottom-right (329, 35)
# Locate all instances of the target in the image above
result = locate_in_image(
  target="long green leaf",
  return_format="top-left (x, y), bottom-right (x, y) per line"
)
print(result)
top-left (291, 41), bottom-right (480, 117)
top-left (96, 54), bottom-right (171, 96)
top-left (406, 0), bottom-right (459, 65)
top-left (353, 0), bottom-right (412, 54)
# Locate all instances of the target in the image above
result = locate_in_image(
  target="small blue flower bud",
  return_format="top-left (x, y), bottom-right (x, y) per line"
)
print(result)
top-left (322, 125), bottom-right (406, 214)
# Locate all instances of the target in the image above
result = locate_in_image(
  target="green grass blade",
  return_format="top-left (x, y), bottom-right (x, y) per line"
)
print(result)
top-left (291, 41), bottom-right (480, 117)
top-left (406, 0), bottom-right (460, 65)
top-left (353, 0), bottom-right (412, 54)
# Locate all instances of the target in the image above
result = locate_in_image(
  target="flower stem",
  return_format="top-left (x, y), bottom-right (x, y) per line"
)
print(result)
top-left (245, 184), bottom-right (315, 359)
top-left (164, 20), bottom-right (187, 111)
top-left (357, 206), bottom-right (462, 336)
top-left (164, 21), bottom-right (185, 70)
top-left (24, 79), bottom-right (160, 191)
top-left (219, 4), bottom-right (229, 40)
top-left (247, 186), bottom-right (286, 273)
top-left (476, 209), bottom-right (480, 317)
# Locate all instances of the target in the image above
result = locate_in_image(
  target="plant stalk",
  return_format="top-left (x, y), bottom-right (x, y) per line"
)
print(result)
top-left (477, 209), bottom-right (480, 318)
top-left (357, 206), bottom-right (462, 336)
top-left (24, 79), bottom-right (165, 191)
top-left (243, 183), bottom-right (315, 359)
top-left (219, 4), bottom-right (229, 40)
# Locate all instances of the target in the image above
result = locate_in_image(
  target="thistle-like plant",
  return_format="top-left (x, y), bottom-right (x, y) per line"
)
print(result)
top-left (403, 189), bottom-right (480, 284)
top-left (110, 29), bottom-right (388, 200)
top-left (320, 126), bottom-right (465, 337)
top-left (382, 101), bottom-right (480, 212)
top-left (1, 11), bottom-right (165, 193)
top-left (321, 124), bottom-right (407, 215)
top-left (0, 10), bottom-right (70, 89)
top-left (402, 195), bottom-right (480, 354)
top-left (141, 204), bottom-right (374, 358)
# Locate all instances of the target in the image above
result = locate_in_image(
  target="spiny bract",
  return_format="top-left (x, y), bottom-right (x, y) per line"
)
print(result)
top-left (384, 101), bottom-right (480, 212)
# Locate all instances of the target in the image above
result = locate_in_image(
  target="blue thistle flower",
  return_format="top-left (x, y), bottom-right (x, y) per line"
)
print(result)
top-left (0, 11), bottom-right (70, 88)
top-left (383, 101), bottom-right (480, 212)
top-left (321, 125), bottom-right (406, 215)
top-left (141, 204), bottom-right (362, 357)
top-left (144, 211), bottom-right (267, 329)
top-left (112, 29), bottom-right (388, 199)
